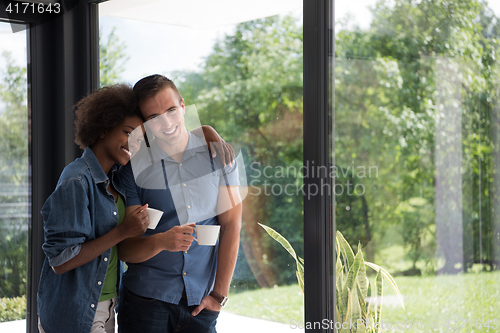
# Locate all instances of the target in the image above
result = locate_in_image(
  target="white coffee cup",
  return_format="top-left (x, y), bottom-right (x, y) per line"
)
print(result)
top-left (146, 207), bottom-right (163, 229)
top-left (194, 225), bottom-right (221, 246)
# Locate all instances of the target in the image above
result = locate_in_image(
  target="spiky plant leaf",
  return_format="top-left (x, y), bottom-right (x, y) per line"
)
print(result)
top-left (337, 284), bottom-right (345, 323)
top-left (367, 280), bottom-right (373, 313)
top-left (296, 259), bottom-right (304, 294)
top-left (336, 231), bottom-right (355, 271)
top-left (341, 251), bottom-right (362, 311)
top-left (365, 262), bottom-right (404, 309)
top-left (259, 223), bottom-right (305, 294)
top-left (259, 223), bottom-right (299, 261)
top-left (375, 270), bottom-right (383, 332)
top-left (336, 263), bottom-right (344, 292)
top-left (350, 286), bottom-right (360, 333)
top-left (356, 244), bottom-right (368, 300)
top-left (345, 287), bottom-right (352, 326)
top-left (366, 314), bottom-right (376, 333)
top-left (356, 282), bottom-right (368, 319)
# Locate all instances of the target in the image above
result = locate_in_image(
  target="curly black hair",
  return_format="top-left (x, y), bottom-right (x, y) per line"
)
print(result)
top-left (74, 84), bottom-right (142, 149)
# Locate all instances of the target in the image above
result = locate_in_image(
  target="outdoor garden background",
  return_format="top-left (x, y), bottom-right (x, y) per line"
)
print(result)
top-left (1, 1), bottom-right (500, 331)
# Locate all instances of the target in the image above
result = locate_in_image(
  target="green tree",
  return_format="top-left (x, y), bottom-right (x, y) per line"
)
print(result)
top-left (99, 27), bottom-right (129, 87)
top-left (0, 51), bottom-right (28, 298)
top-left (335, 0), bottom-right (500, 274)
top-left (174, 15), bottom-right (304, 286)
top-left (0, 52), bottom-right (28, 182)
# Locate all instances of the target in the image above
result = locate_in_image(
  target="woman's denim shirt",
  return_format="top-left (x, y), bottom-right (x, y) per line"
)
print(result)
top-left (37, 148), bottom-right (126, 333)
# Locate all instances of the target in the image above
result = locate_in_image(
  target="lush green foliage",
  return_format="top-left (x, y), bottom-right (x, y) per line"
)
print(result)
top-left (0, 296), bottom-right (26, 322)
top-left (174, 15), bottom-right (305, 286)
top-left (172, 0), bottom-right (500, 286)
top-left (99, 27), bottom-right (129, 87)
top-left (0, 52), bottom-right (28, 299)
top-left (335, 0), bottom-right (500, 274)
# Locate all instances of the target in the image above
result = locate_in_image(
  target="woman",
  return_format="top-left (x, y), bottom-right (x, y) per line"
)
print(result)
top-left (37, 84), bottom-right (231, 333)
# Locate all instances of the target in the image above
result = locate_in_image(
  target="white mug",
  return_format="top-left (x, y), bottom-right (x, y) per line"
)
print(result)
top-left (146, 207), bottom-right (163, 229)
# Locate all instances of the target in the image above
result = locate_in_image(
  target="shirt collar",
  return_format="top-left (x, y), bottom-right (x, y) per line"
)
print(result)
top-left (149, 132), bottom-right (209, 163)
top-left (183, 132), bottom-right (209, 159)
top-left (82, 147), bottom-right (110, 184)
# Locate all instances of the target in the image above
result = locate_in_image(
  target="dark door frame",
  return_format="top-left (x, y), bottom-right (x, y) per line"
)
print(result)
top-left (303, 1), bottom-right (335, 331)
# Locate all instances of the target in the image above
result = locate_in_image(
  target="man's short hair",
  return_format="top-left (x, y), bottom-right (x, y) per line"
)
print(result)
top-left (133, 74), bottom-right (183, 103)
top-left (74, 84), bottom-right (140, 149)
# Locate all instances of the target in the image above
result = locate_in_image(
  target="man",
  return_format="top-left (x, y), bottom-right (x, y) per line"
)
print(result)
top-left (117, 74), bottom-right (242, 333)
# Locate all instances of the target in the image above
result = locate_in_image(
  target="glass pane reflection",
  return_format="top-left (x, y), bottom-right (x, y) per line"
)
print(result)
top-left (335, 0), bottom-right (500, 331)
top-left (0, 21), bottom-right (29, 329)
top-left (99, 2), bottom-right (304, 331)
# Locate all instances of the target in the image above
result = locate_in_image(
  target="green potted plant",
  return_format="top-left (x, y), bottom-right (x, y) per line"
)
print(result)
top-left (259, 223), bottom-right (404, 332)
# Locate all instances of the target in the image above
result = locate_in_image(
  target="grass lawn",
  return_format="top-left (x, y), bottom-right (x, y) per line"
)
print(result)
top-left (227, 285), bottom-right (304, 325)
top-left (227, 271), bottom-right (500, 332)
top-left (382, 271), bottom-right (500, 332)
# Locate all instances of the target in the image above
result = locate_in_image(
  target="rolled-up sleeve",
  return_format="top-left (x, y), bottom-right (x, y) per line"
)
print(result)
top-left (41, 178), bottom-right (90, 267)
top-left (118, 163), bottom-right (142, 207)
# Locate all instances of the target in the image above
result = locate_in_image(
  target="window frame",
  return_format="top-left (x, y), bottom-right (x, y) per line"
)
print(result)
top-left (303, 1), bottom-right (335, 331)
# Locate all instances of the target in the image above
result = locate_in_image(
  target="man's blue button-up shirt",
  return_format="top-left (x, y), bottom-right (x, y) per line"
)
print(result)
top-left (119, 133), bottom-right (239, 306)
top-left (37, 148), bottom-right (125, 333)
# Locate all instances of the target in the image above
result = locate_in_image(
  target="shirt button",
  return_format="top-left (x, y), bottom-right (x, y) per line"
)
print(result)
top-left (183, 272), bottom-right (187, 276)
top-left (104, 258), bottom-right (108, 261)
top-left (98, 281), bottom-right (102, 285)
top-left (91, 304), bottom-right (95, 308)
top-left (185, 251), bottom-right (188, 254)
top-left (187, 205), bottom-right (191, 209)
top-left (180, 163), bottom-right (182, 166)
top-left (113, 211), bottom-right (117, 216)
top-left (183, 184), bottom-right (187, 187)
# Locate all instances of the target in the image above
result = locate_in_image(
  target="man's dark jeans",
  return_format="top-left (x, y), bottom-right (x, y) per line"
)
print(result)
top-left (118, 287), bottom-right (218, 333)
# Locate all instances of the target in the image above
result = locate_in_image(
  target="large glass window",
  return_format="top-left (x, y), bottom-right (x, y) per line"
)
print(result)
top-left (99, 1), bottom-right (304, 330)
top-left (0, 21), bottom-right (29, 331)
top-left (335, 0), bottom-right (500, 331)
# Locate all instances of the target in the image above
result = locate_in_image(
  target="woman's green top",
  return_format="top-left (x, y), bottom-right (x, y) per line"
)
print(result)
top-left (99, 194), bottom-right (125, 302)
